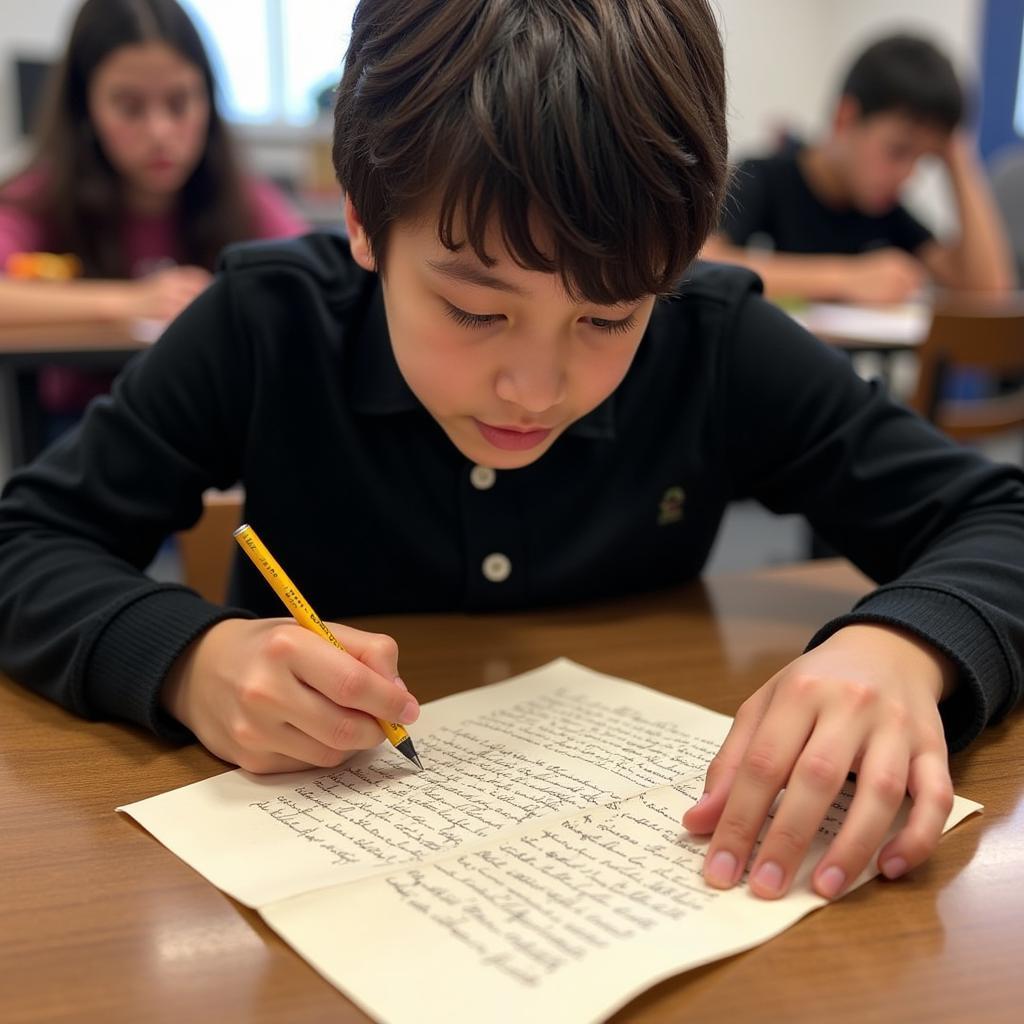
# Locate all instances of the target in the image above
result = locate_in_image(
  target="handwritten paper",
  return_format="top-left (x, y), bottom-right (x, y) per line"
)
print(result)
top-left (121, 661), bottom-right (727, 906)
top-left (119, 659), bottom-right (981, 1024)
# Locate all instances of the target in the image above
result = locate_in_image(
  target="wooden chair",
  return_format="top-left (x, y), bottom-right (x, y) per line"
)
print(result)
top-left (176, 488), bottom-right (244, 604)
top-left (908, 296), bottom-right (1024, 444)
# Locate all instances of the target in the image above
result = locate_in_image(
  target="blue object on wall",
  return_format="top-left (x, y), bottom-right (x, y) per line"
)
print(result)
top-left (979, 0), bottom-right (1024, 162)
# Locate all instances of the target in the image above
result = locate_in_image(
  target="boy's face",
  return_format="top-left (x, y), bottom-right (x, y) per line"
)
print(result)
top-left (832, 100), bottom-right (949, 215)
top-left (345, 199), bottom-right (656, 470)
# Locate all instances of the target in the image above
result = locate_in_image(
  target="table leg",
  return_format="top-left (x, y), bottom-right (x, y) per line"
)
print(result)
top-left (0, 366), bottom-right (20, 482)
top-left (15, 369), bottom-right (42, 465)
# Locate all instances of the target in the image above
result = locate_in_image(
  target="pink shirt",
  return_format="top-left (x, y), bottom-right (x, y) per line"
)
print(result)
top-left (0, 168), bottom-right (308, 414)
top-left (0, 167), bottom-right (307, 274)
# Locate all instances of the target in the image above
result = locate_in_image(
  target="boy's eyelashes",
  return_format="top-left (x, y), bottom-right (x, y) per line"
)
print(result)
top-left (441, 300), bottom-right (639, 336)
top-left (443, 303), bottom-right (503, 329)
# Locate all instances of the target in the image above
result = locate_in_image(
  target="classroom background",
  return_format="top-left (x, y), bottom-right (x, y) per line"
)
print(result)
top-left (1, 0), bottom-right (1022, 573)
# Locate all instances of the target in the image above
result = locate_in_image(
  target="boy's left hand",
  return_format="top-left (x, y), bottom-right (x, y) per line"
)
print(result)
top-left (682, 623), bottom-right (956, 900)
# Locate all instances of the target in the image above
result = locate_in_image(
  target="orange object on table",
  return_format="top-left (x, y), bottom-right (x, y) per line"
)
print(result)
top-left (5, 251), bottom-right (82, 281)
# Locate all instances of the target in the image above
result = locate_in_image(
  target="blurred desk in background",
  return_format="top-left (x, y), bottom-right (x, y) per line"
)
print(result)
top-left (0, 321), bottom-right (153, 476)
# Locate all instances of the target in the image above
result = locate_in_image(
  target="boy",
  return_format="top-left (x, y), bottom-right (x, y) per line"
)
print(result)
top-left (703, 34), bottom-right (1015, 301)
top-left (0, 1), bottom-right (1022, 907)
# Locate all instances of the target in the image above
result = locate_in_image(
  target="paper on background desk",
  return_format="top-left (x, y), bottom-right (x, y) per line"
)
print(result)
top-left (791, 301), bottom-right (930, 345)
top-left (128, 317), bottom-right (168, 344)
top-left (119, 659), bottom-right (981, 1024)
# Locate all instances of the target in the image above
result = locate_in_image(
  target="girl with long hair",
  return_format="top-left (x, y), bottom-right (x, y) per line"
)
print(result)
top-left (0, 0), bottom-right (306, 434)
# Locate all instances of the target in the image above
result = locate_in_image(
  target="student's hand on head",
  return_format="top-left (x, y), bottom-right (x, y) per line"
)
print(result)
top-left (938, 129), bottom-right (979, 171)
top-left (840, 248), bottom-right (926, 303)
top-left (160, 618), bottom-right (419, 773)
top-left (682, 623), bottom-right (956, 901)
top-left (126, 265), bottom-right (213, 322)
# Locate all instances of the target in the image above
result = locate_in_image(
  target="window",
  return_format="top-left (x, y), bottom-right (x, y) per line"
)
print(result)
top-left (181, 0), bottom-right (359, 125)
top-left (979, 0), bottom-right (1024, 160)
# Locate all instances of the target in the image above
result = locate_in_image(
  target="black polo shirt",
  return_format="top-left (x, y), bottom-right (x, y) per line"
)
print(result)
top-left (0, 233), bottom-right (1021, 752)
top-left (719, 153), bottom-right (933, 255)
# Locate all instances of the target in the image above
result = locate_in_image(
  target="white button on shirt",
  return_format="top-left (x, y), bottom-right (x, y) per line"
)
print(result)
top-left (482, 552), bottom-right (512, 582)
top-left (470, 465), bottom-right (497, 490)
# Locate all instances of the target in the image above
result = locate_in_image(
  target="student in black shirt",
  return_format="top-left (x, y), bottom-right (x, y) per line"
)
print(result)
top-left (1, 1), bottom-right (1023, 906)
top-left (704, 35), bottom-right (1015, 302)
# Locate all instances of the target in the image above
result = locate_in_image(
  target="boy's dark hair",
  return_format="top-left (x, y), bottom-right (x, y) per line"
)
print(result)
top-left (333, 0), bottom-right (727, 304)
top-left (840, 34), bottom-right (963, 133)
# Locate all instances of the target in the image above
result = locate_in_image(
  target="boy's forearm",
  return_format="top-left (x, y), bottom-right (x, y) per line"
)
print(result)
top-left (939, 135), bottom-right (1016, 292)
top-left (701, 237), bottom-right (846, 300)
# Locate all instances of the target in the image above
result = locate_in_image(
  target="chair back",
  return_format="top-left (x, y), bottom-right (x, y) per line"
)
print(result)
top-left (176, 489), bottom-right (243, 604)
top-left (908, 297), bottom-right (1024, 442)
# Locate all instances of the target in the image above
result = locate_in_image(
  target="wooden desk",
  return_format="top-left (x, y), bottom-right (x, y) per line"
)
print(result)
top-left (1, 560), bottom-right (1020, 1023)
top-left (0, 322), bottom-right (148, 473)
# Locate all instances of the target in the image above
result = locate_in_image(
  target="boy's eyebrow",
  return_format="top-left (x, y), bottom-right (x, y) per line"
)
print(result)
top-left (425, 257), bottom-right (527, 295)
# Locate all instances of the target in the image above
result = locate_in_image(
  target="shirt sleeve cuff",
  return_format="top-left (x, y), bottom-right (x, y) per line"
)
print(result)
top-left (805, 583), bottom-right (1012, 753)
top-left (85, 586), bottom-right (255, 742)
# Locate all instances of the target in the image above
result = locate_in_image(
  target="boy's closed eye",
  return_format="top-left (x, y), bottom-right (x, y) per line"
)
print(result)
top-left (441, 300), bottom-right (640, 336)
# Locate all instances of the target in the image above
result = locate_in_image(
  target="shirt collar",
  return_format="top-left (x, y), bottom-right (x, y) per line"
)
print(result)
top-left (348, 285), bottom-right (420, 415)
top-left (349, 282), bottom-right (617, 440)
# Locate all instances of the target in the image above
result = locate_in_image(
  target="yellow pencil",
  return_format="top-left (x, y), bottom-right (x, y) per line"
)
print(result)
top-left (233, 523), bottom-right (423, 770)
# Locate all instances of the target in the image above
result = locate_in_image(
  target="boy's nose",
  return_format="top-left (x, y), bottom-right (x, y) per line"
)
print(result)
top-left (494, 362), bottom-right (567, 413)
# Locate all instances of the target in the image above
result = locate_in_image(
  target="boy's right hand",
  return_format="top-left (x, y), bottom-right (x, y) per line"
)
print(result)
top-left (840, 248), bottom-right (926, 304)
top-left (160, 618), bottom-right (419, 773)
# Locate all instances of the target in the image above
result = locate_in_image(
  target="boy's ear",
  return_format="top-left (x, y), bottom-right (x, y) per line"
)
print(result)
top-left (344, 196), bottom-right (377, 272)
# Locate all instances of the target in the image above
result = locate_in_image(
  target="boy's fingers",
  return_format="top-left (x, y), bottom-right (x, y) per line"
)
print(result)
top-left (810, 733), bottom-right (909, 899)
top-left (682, 685), bottom-right (775, 832)
top-left (877, 749), bottom-right (954, 879)
top-left (681, 783), bottom-right (729, 834)
top-left (285, 687), bottom-right (387, 754)
top-left (261, 625), bottom-right (417, 724)
top-left (328, 623), bottom-right (403, 688)
top-left (275, 722), bottom-right (367, 769)
top-left (324, 653), bottom-right (418, 724)
top-left (701, 700), bottom-right (816, 890)
top-left (747, 723), bottom-right (864, 898)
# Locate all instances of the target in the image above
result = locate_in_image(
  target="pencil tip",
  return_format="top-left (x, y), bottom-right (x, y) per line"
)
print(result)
top-left (395, 736), bottom-right (424, 771)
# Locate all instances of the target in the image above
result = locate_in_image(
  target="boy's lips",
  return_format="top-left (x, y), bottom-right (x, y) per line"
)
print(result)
top-left (474, 419), bottom-right (554, 451)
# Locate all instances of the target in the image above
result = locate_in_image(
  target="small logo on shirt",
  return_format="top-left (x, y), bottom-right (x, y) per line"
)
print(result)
top-left (658, 486), bottom-right (685, 526)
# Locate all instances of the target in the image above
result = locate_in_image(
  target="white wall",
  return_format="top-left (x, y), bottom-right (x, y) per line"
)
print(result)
top-left (0, 0), bottom-right (81, 177)
top-left (716, 0), bottom-right (835, 159)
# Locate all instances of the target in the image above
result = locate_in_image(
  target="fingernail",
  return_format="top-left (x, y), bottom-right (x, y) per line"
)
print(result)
top-left (694, 792), bottom-right (709, 807)
top-left (706, 850), bottom-right (738, 887)
top-left (684, 795), bottom-right (707, 821)
top-left (393, 676), bottom-right (407, 691)
top-left (881, 856), bottom-right (908, 880)
top-left (399, 699), bottom-right (419, 724)
top-left (817, 865), bottom-right (846, 899)
top-left (752, 860), bottom-right (784, 896)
